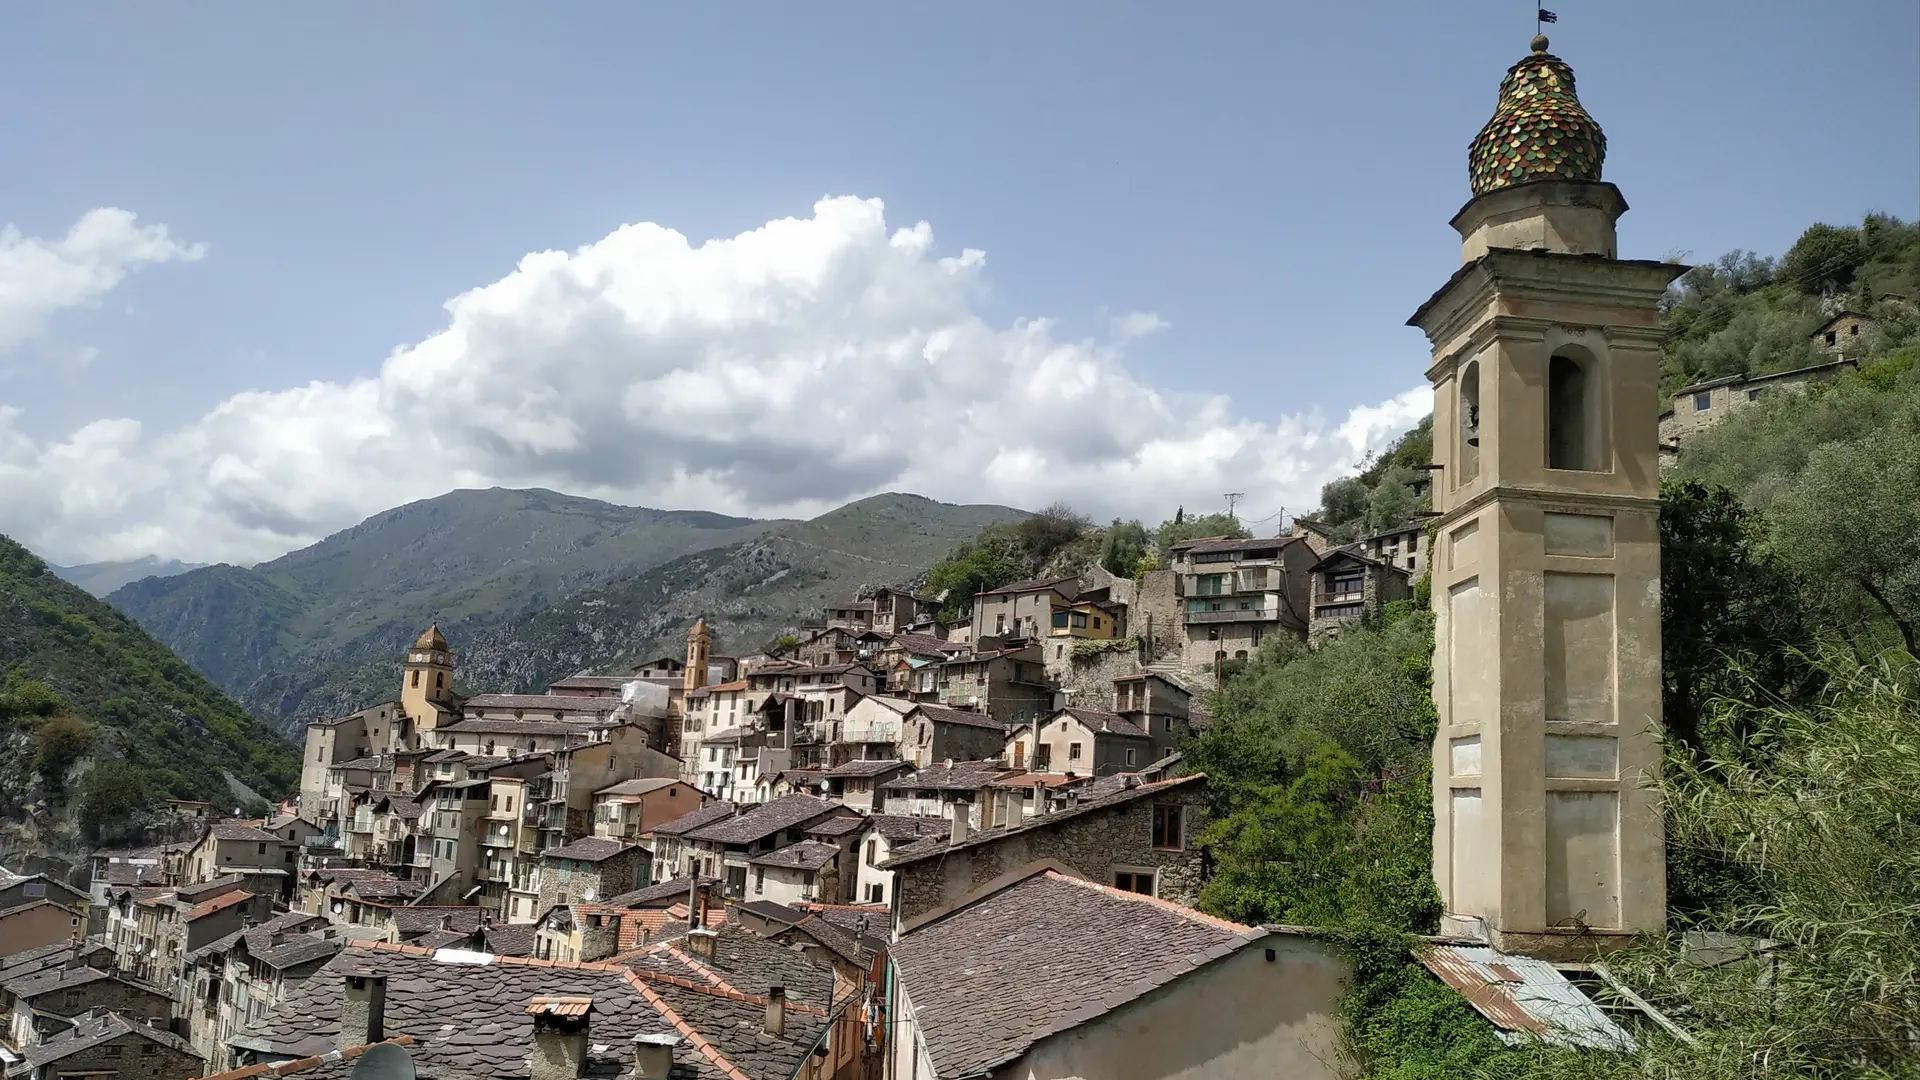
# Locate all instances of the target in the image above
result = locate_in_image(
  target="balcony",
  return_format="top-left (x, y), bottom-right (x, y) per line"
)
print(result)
top-left (1184, 607), bottom-right (1282, 625)
top-left (1314, 591), bottom-right (1365, 609)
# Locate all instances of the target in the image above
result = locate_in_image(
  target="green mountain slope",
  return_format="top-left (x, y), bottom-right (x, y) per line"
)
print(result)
top-left (107, 487), bottom-right (775, 728)
top-left (454, 493), bottom-right (1027, 694)
top-left (0, 536), bottom-right (298, 819)
top-left (49, 556), bottom-right (205, 598)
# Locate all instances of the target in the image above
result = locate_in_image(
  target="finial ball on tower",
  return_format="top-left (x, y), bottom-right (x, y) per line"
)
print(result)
top-left (1530, 34), bottom-right (1549, 53)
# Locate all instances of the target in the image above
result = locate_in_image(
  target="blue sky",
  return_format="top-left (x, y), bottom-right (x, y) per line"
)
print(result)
top-left (1, 1), bottom-right (1915, 564)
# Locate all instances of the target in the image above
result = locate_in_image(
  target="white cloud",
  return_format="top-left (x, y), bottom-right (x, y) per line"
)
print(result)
top-left (0, 208), bottom-right (207, 352)
top-left (0, 197), bottom-right (1429, 565)
top-left (1111, 310), bottom-right (1170, 340)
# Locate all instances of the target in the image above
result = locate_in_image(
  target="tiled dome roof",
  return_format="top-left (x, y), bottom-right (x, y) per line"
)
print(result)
top-left (1468, 36), bottom-right (1606, 197)
top-left (412, 622), bottom-right (448, 651)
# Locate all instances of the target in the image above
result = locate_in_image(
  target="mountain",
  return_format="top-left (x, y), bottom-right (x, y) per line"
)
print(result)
top-left (106, 488), bottom-right (1019, 731)
top-left (455, 493), bottom-right (1028, 694)
top-left (0, 535), bottom-right (299, 852)
top-left (50, 556), bottom-right (206, 598)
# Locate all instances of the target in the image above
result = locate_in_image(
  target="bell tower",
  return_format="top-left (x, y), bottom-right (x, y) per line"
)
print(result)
top-left (400, 622), bottom-right (454, 747)
top-left (1410, 35), bottom-right (1685, 957)
top-left (684, 618), bottom-right (710, 695)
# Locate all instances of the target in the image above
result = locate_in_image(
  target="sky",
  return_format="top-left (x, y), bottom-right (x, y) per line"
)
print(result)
top-left (1, 1), bottom-right (1915, 566)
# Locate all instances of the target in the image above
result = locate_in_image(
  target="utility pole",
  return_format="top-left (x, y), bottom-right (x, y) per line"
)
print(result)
top-left (1223, 492), bottom-right (1244, 519)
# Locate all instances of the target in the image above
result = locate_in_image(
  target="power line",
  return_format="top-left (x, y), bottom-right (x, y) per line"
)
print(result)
top-left (1223, 492), bottom-right (1244, 518)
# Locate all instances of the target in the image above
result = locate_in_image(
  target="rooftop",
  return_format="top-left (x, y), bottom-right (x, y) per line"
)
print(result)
top-left (911, 703), bottom-right (1005, 730)
top-left (893, 868), bottom-right (1264, 1077)
top-left (463, 693), bottom-right (620, 711)
top-left (1056, 706), bottom-right (1147, 738)
top-left (975, 576), bottom-right (1079, 599)
top-left (594, 777), bottom-right (688, 798)
top-left (646, 801), bottom-right (738, 838)
top-left (881, 759), bottom-right (1014, 792)
top-left (682, 794), bottom-right (840, 846)
top-left (543, 838), bottom-right (640, 864)
top-left (746, 840), bottom-right (842, 872)
top-left (884, 774), bottom-right (1206, 868)
top-left (823, 758), bottom-right (911, 778)
top-left (17, 1009), bottom-right (201, 1071)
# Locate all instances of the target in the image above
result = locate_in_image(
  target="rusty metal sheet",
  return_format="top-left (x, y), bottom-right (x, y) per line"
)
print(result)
top-left (1419, 945), bottom-right (1636, 1052)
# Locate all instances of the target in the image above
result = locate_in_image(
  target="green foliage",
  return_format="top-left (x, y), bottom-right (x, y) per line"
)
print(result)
top-left (1066, 635), bottom-right (1138, 660)
top-left (1311, 417), bottom-right (1434, 540)
top-left (76, 761), bottom-right (154, 843)
top-left (1098, 520), bottom-right (1152, 577)
top-left (32, 714), bottom-right (95, 792)
top-left (1779, 222), bottom-right (1867, 294)
top-left (925, 524), bottom-right (1031, 621)
top-left (769, 633), bottom-right (802, 651)
top-left (0, 534), bottom-right (299, 804)
top-left (1152, 511), bottom-right (1249, 561)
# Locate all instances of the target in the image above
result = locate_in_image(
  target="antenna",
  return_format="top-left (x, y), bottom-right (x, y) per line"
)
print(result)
top-left (349, 1041), bottom-right (416, 1080)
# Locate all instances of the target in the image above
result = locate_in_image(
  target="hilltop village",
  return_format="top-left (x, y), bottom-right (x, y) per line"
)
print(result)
top-left (2, 31), bottom-right (1891, 1080)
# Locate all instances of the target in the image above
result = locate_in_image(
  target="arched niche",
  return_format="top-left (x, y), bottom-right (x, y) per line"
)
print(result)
top-left (1546, 343), bottom-right (1608, 472)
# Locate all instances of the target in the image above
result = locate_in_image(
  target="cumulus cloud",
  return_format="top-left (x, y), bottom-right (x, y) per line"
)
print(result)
top-left (1110, 311), bottom-right (1170, 340)
top-left (0, 209), bottom-right (207, 352)
top-left (0, 197), bottom-right (1429, 565)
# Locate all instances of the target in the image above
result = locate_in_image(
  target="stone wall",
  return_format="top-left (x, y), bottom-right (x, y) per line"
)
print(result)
top-left (37, 980), bottom-right (176, 1025)
top-left (539, 847), bottom-right (647, 910)
top-left (39, 1031), bottom-right (202, 1080)
top-left (1132, 571), bottom-right (1183, 661)
top-left (894, 781), bottom-right (1210, 923)
top-left (1051, 647), bottom-right (1144, 709)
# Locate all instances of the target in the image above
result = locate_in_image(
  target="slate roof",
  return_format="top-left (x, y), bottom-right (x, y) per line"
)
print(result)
top-left (390, 907), bottom-right (486, 936)
top-left (435, 719), bottom-right (596, 737)
top-left (865, 815), bottom-right (951, 843)
top-left (548, 676), bottom-right (633, 691)
top-left (463, 694), bottom-right (619, 712)
top-left (247, 935), bottom-right (343, 972)
top-left (188, 910), bottom-right (326, 963)
top-left (1170, 535), bottom-right (1295, 555)
top-left (682, 795), bottom-right (839, 846)
top-left (17, 1009), bottom-right (202, 1070)
top-left (893, 870), bottom-right (1265, 1077)
top-left (823, 758), bottom-right (910, 778)
top-left (883, 774), bottom-right (1206, 869)
top-left (0, 941), bottom-right (104, 981)
top-left (911, 704), bottom-right (1005, 730)
top-left (604, 877), bottom-right (715, 909)
top-left (209, 821), bottom-right (285, 844)
top-left (344, 877), bottom-right (425, 901)
top-left (478, 923), bottom-right (536, 958)
top-left (887, 633), bottom-right (968, 658)
top-left (4, 963), bottom-right (165, 1002)
top-left (747, 840), bottom-right (841, 871)
top-left (803, 815), bottom-right (867, 838)
top-left (646, 802), bottom-right (738, 838)
top-left (975, 576), bottom-right (1079, 598)
top-left (1058, 707), bottom-right (1148, 738)
top-left (881, 760), bottom-right (1014, 792)
top-left (543, 838), bottom-right (638, 863)
top-left (231, 941), bottom-right (826, 1080)
top-left (594, 778), bottom-right (686, 797)
top-left (622, 924), bottom-right (834, 1010)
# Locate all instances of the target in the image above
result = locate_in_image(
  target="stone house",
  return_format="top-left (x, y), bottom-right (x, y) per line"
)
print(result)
top-left (882, 774), bottom-right (1211, 923)
top-left (180, 913), bottom-right (336, 1073)
top-left (678, 794), bottom-right (847, 899)
top-left (1812, 309), bottom-right (1880, 355)
top-left (821, 759), bottom-right (913, 813)
top-left (852, 816), bottom-right (949, 907)
top-left (179, 822), bottom-right (294, 885)
top-left (535, 838), bottom-right (646, 910)
top-left (968, 577), bottom-right (1079, 644)
top-left (1659, 355), bottom-right (1860, 445)
top-left (589, 778), bottom-right (706, 843)
top-left (0, 905), bottom-right (81, 961)
top-left (298, 700), bottom-right (404, 825)
top-left (812, 696), bottom-right (913, 770)
top-left (825, 600), bottom-right (876, 632)
top-left (4, 1010), bottom-right (202, 1080)
top-left (1109, 672), bottom-right (1193, 758)
top-left (529, 904), bottom-right (628, 963)
top-left (1171, 535), bottom-right (1316, 669)
top-left (2, 964), bottom-right (174, 1054)
top-left (1355, 522), bottom-right (1427, 576)
top-left (877, 633), bottom-right (969, 696)
top-left (426, 777), bottom-right (490, 895)
top-left (0, 876), bottom-right (88, 917)
top-left (747, 841), bottom-right (846, 907)
top-left (871, 587), bottom-right (938, 634)
top-left (936, 644), bottom-right (1053, 727)
top-left (896, 704), bottom-right (1007, 769)
top-left (1006, 707), bottom-right (1153, 777)
top-left (879, 760), bottom-right (1017, 827)
top-left (642, 802), bottom-right (737, 885)
top-left (1308, 550), bottom-right (1413, 637)
top-left (889, 865), bottom-right (1345, 1080)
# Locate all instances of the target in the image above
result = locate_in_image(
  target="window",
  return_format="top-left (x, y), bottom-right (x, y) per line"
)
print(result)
top-left (104, 1046), bottom-right (124, 1059)
top-left (257, 842), bottom-right (267, 854)
top-left (1068, 742), bottom-right (1082, 762)
top-left (867, 839), bottom-right (878, 866)
top-left (411, 670), bottom-right (421, 688)
top-left (1458, 358), bottom-right (1482, 483)
top-left (1747, 388), bottom-right (1765, 402)
top-left (435, 672), bottom-right (445, 689)
top-left (1125, 748), bottom-right (1137, 766)
top-left (1113, 871), bottom-right (1155, 895)
top-left (1407, 535), bottom-right (1418, 552)
top-left (1693, 390), bottom-right (1712, 411)
top-left (142, 1044), bottom-right (157, 1056)
top-left (754, 867), bottom-right (765, 894)
top-left (1825, 331), bottom-right (1838, 345)
top-left (1850, 324), bottom-right (1860, 337)
top-left (1152, 805), bottom-right (1184, 850)
top-left (24, 882), bottom-right (44, 897)
top-left (868, 883), bottom-right (884, 903)
top-left (1035, 745), bottom-right (1051, 770)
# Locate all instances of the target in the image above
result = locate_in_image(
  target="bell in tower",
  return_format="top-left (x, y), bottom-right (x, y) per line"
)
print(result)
top-left (1408, 35), bottom-right (1686, 959)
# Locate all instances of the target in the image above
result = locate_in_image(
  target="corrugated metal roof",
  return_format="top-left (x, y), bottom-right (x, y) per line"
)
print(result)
top-left (1419, 944), bottom-right (1637, 1052)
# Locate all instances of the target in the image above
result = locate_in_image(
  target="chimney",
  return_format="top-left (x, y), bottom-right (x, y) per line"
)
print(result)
top-left (1032, 782), bottom-right (1046, 818)
top-left (339, 968), bottom-right (387, 1048)
top-left (764, 984), bottom-right (786, 1037)
top-left (269, 929), bottom-right (288, 948)
top-left (526, 997), bottom-right (593, 1080)
top-left (687, 927), bottom-right (718, 960)
top-left (631, 1033), bottom-right (681, 1078)
top-left (949, 810), bottom-right (970, 845)
top-left (440, 913), bottom-right (454, 931)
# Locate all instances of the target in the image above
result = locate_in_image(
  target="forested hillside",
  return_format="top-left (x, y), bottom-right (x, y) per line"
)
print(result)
top-left (0, 536), bottom-right (299, 852)
top-left (1189, 214), bottom-right (1920, 1077)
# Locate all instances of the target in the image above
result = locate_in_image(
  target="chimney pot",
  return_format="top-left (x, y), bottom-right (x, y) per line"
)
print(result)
top-left (527, 997), bottom-right (593, 1080)
top-left (687, 927), bottom-right (718, 960)
top-left (630, 1033), bottom-right (681, 1078)
top-left (764, 984), bottom-right (786, 1037)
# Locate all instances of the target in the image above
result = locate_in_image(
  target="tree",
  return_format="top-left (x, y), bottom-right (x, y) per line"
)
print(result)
top-left (1318, 476), bottom-right (1370, 529)
top-left (1769, 401), bottom-right (1920, 657)
top-left (1013, 502), bottom-right (1090, 568)
top-left (1153, 512), bottom-right (1249, 561)
top-left (1779, 222), bottom-right (1866, 295)
top-left (1658, 480), bottom-right (1821, 756)
top-left (32, 714), bottom-right (95, 793)
top-left (77, 761), bottom-right (154, 843)
top-left (924, 523), bottom-right (1028, 621)
top-left (769, 633), bottom-right (802, 652)
top-left (1098, 519), bottom-right (1152, 578)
